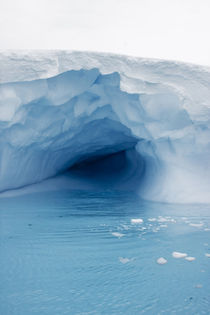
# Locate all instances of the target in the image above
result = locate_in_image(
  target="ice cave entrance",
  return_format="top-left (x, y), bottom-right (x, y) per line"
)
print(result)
top-left (62, 118), bottom-right (144, 192)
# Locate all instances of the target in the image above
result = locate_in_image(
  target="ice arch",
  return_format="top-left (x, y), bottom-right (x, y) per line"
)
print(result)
top-left (0, 51), bottom-right (210, 203)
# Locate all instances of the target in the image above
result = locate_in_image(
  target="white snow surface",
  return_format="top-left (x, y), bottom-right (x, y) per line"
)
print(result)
top-left (0, 50), bottom-right (210, 203)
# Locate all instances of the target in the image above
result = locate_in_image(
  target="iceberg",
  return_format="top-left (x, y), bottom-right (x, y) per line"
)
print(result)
top-left (0, 50), bottom-right (210, 203)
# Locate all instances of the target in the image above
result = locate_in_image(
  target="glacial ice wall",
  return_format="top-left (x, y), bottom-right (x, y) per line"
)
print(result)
top-left (0, 50), bottom-right (210, 203)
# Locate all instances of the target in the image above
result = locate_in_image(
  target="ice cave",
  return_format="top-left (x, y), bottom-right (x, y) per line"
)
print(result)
top-left (0, 51), bottom-right (210, 203)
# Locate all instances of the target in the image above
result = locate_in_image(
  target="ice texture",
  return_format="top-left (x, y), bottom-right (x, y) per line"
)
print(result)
top-left (0, 50), bottom-right (210, 203)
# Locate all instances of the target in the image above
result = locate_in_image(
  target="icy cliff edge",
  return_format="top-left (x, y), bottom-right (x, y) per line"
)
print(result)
top-left (0, 50), bottom-right (210, 203)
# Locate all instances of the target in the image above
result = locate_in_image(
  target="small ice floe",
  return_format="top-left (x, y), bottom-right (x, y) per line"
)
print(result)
top-left (195, 284), bottom-right (203, 289)
top-left (131, 218), bottom-right (143, 224)
top-left (148, 218), bottom-right (156, 222)
top-left (158, 217), bottom-right (176, 223)
top-left (157, 257), bottom-right (167, 265)
top-left (189, 223), bottom-right (204, 228)
top-left (204, 228), bottom-right (210, 231)
top-left (112, 232), bottom-right (125, 238)
top-left (185, 256), bottom-right (196, 261)
top-left (172, 251), bottom-right (187, 258)
top-left (119, 257), bottom-right (132, 264)
top-left (160, 224), bottom-right (168, 228)
top-left (205, 253), bottom-right (210, 258)
top-left (157, 217), bottom-right (168, 223)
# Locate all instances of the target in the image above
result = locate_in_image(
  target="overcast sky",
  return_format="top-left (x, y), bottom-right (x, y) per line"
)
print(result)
top-left (0, 0), bottom-right (210, 66)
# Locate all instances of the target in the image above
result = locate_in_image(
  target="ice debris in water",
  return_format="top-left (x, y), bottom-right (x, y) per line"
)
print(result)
top-left (185, 256), bottom-right (196, 261)
top-left (205, 253), bottom-right (210, 258)
top-left (172, 252), bottom-right (187, 258)
top-left (189, 223), bottom-right (204, 228)
top-left (157, 257), bottom-right (167, 265)
top-left (119, 257), bottom-right (132, 264)
top-left (112, 232), bottom-right (125, 238)
top-left (131, 218), bottom-right (143, 224)
top-left (157, 217), bottom-right (176, 223)
top-left (195, 284), bottom-right (203, 288)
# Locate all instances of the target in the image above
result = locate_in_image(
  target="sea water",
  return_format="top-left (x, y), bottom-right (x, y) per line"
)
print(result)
top-left (0, 190), bottom-right (210, 314)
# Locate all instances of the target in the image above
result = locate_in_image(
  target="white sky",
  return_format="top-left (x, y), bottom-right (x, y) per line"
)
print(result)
top-left (0, 0), bottom-right (210, 66)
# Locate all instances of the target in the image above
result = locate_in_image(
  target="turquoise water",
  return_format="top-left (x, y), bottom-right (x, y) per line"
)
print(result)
top-left (0, 191), bottom-right (210, 314)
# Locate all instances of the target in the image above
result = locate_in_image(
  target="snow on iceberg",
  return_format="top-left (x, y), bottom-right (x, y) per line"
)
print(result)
top-left (0, 50), bottom-right (210, 203)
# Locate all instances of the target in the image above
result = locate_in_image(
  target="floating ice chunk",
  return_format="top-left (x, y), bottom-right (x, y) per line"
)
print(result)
top-left (157, 257), bottom-right (167, 265)
top-left (160, 224), bottom-right (168, 228)
top-left (205, 253), bottom-right (210, 258)
top-left (131, 218), bottom-right (143, 224)
top-left (189, 223), bottom-right (204, 228)
top-left (204, 228), bottom-right (210, 231)
top-left (172, 251), bottom-right (187, 258)
top-left (148, 218), bottom-right (156, 222)
top-left (112, 232), bottom-right (125, 238)
top-left (119, 257), bottom-right (131, 264)
top-left (157, 217), bottom-right (176, 223)
top-left (195, 284), bottom-right (203, 288)
top-left (185, 256), bottom-right (196, 261)
top-left (157, 217), bottom-right (168, 222)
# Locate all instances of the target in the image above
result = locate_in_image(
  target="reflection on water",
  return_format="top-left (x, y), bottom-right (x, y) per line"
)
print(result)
top-left (0, 190), bottom-right (210, 314)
